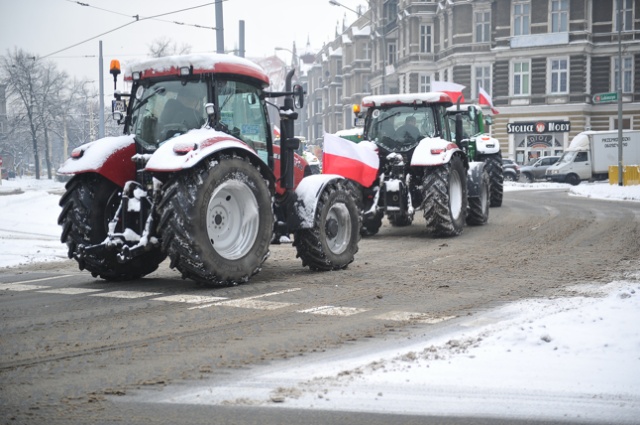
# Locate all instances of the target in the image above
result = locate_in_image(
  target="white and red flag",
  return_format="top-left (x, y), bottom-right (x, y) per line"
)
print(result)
top-left (431, 81), bottom-right (465, 104)
top-left (322, 133), bottom-right (379, 187)
top-left (478, 86), bottom-right (500, 114)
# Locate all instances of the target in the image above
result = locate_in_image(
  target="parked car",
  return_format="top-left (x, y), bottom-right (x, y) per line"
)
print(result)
top-left (519, 156), bottom-right (560, 182)
top-left (502, 159), bottom-right (520, 181)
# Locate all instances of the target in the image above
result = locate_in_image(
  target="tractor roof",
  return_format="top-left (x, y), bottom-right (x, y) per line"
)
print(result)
top-left (446, 104), bottom-right (483, 113)
top-left (362, 92), bottom-right (452, 108)
top-left (123, 53), bottom-right (270, 87)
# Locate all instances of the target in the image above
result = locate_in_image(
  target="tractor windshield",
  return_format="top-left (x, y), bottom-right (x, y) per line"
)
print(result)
top-left (367, 105), bottom-right (439, 152)
top-left (130, 80), bottom-right (208, 151)
top-left (447, 111), bottom-right (479, 140)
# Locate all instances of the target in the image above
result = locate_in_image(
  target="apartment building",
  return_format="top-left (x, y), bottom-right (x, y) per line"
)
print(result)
top-left (307, 0), bottom-right (639, 164)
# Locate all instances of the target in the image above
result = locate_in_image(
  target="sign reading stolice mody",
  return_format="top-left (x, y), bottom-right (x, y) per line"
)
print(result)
top-left (507, 121), bottom-right (571, 134)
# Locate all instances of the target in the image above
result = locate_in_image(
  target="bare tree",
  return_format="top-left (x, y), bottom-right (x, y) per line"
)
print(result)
top-left (148, 37), bottom-right (192, 58)
top-left (1, 48), bottom-right (69, 179)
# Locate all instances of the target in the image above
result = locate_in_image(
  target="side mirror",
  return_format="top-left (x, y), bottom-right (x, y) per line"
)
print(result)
top-left (293, 84), bottom-right (304, 109)
top-left (112, 99), bottom-right (127, 124)
top-left (485, 115), bottom-right (493, 126)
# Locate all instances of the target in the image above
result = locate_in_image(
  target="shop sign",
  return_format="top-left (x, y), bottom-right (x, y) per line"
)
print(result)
top-left (507, 121), bottom-right (571, 134)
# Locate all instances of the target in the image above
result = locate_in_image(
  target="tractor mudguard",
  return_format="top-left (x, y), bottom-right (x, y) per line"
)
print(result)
top-left (410, 137), bottom-right (462, 167)
top-left (475, 134), bottom-right (500, 155)
top-left (57, 135), bottom-right (136, 187)
top-left (144, 128), bottom-right (263, 172)
top-left (294, 174), bottom-right (347, 229)
top-left (467, 161), bottom-right (486, 198)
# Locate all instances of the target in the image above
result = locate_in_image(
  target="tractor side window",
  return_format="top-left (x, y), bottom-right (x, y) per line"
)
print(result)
top-left (215, 80), bottom-right (269, 161)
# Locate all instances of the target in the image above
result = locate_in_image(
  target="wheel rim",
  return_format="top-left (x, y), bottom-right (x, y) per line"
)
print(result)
top-left (206, 180), bottom-right (260, 260)
top-left (325, 202), bottom-right (351, 255)
top-left (449, 168), bottom-right (463, 219)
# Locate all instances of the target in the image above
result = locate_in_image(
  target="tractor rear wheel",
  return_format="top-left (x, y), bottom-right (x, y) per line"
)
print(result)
top-left (422, 155), bottom-right (468, 237)
top-left (58, 174), bottom-right (165, 281)
top-left (294, 180), bottom-right (360, 271)
top-left (158, 155), bottom-right (273, 285)
top-left (483, 154), bottom-right (504, 207)
top-left (466, 170), bottom-right (490, 225)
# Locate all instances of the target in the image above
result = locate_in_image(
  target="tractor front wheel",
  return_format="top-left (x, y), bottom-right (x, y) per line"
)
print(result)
top-left (294, 180), bottom-right (360, 271)
top-left (158, 155), bottom-right (273, 285)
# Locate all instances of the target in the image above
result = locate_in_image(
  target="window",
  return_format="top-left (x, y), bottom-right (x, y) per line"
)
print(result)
top-left (337, 86), bottom-right (343, 104)
top-left (575, 152), bottom-right (588, 162)
top-left (420, 24), bottom-right (433, 53)
top-left (474, 65), bottom-right (491, 98)
top-left (388, 42), bottom-right (397, 65)
top-left (614, 56), bottom-right (633, 93)
top-left (475, 11), bottom-right (491, 42)
top-left (550, 0), bottom-right (568, 32)
top-left (513, 1), bottom-right (530, 36)
top-left (512, 60), bottom-right (530, 96)
top-left (336, 59), bottom-right (343, 75)
top-left (549, 58), bottom-right (568, 94)
top-left (363, 42), bottom-right (371, 60)
top-left (419, 73), bottom-right (431, 92)
top-left (615, 0), bottom-right (633, 32)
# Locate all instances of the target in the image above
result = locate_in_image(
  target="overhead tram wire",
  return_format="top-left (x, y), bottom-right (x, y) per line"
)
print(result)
top-left (42, 1), bottom-right (223, 59)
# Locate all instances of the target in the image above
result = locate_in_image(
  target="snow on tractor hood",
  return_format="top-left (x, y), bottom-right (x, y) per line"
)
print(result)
top-left (144, 128), bottom-right (258, 172)
top-left (58, 135), bottom-right (135, 174)
top-left (410, 137), bottom-right (461, 167)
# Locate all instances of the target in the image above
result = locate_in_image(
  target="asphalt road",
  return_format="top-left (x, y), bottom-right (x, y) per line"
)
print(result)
top-left (1, 188), bottom-right (638, 425)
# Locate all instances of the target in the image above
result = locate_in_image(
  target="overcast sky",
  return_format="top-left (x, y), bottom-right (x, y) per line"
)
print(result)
top-left (0, 0), bottom-right (359, 93)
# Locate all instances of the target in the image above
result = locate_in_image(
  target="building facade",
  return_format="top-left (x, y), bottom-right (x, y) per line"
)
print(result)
top-left (307, 0), bottom-right (640, 164)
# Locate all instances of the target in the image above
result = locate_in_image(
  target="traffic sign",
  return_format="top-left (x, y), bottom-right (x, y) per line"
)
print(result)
top-left (592, 92), bottom-right (618, 104)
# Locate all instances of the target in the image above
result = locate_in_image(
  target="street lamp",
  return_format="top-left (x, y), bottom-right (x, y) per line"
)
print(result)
top-left (328, 0), bottom-right (362, 16)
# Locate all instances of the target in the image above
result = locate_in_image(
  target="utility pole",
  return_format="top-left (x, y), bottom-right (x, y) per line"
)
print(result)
top-left (617, 0), bottom-right (624, 186)
top-left (215, 1), bottom-right (225, 53)
top-left (238, 20), bottom-right (245, 57)
top-left (98, 40), bottom-right (105, 139)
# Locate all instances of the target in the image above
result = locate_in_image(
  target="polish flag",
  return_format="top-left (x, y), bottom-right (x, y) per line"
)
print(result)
top-left (431, 81), bottom-right (465, 104)
top-left (322, 133), bottom-right (379, 187)
top-left (478, 86), bottom-right (500, 114)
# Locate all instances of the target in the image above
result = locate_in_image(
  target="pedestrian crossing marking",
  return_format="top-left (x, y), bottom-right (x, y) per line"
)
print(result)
top-left (297, 306), bottom-right (369, 316)
top-left (37, 287), bottom-right (103, 295)
top-left (153, 294), bottom-right (227, 304)
top-left (92, 291), bottom-right (163, 299)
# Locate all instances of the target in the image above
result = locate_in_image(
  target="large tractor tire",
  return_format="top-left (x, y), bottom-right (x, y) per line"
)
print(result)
top-left (58, 174), bottom-right (165, 281)
top-left (158, 155), bottom-right (273, 285)
top-left (479, 153), bottom-right (503, 207)
top-left (422, 155), bottom-right (468, 237)
top-left (466, 170), bottom-right (490, 226)
top-left (294, 180), bottom-right (360, 271)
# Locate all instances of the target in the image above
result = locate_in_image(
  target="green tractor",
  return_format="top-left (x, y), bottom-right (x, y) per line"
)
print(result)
top-left (445, 104), bottom-right (503, 207)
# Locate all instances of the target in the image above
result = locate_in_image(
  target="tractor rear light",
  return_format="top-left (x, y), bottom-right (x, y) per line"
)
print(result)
top-left (131, 71), bottom-right (141, 81)
top-left (430, 148), bottom-right (445, 155)
top-left (173, 142), bottom-right (198, 155)
top-left (71, 147), bottom-right (84, 159)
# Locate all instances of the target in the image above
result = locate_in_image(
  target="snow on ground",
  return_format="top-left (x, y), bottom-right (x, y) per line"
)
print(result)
top-left (2, 177), bottom-right (640, 422)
